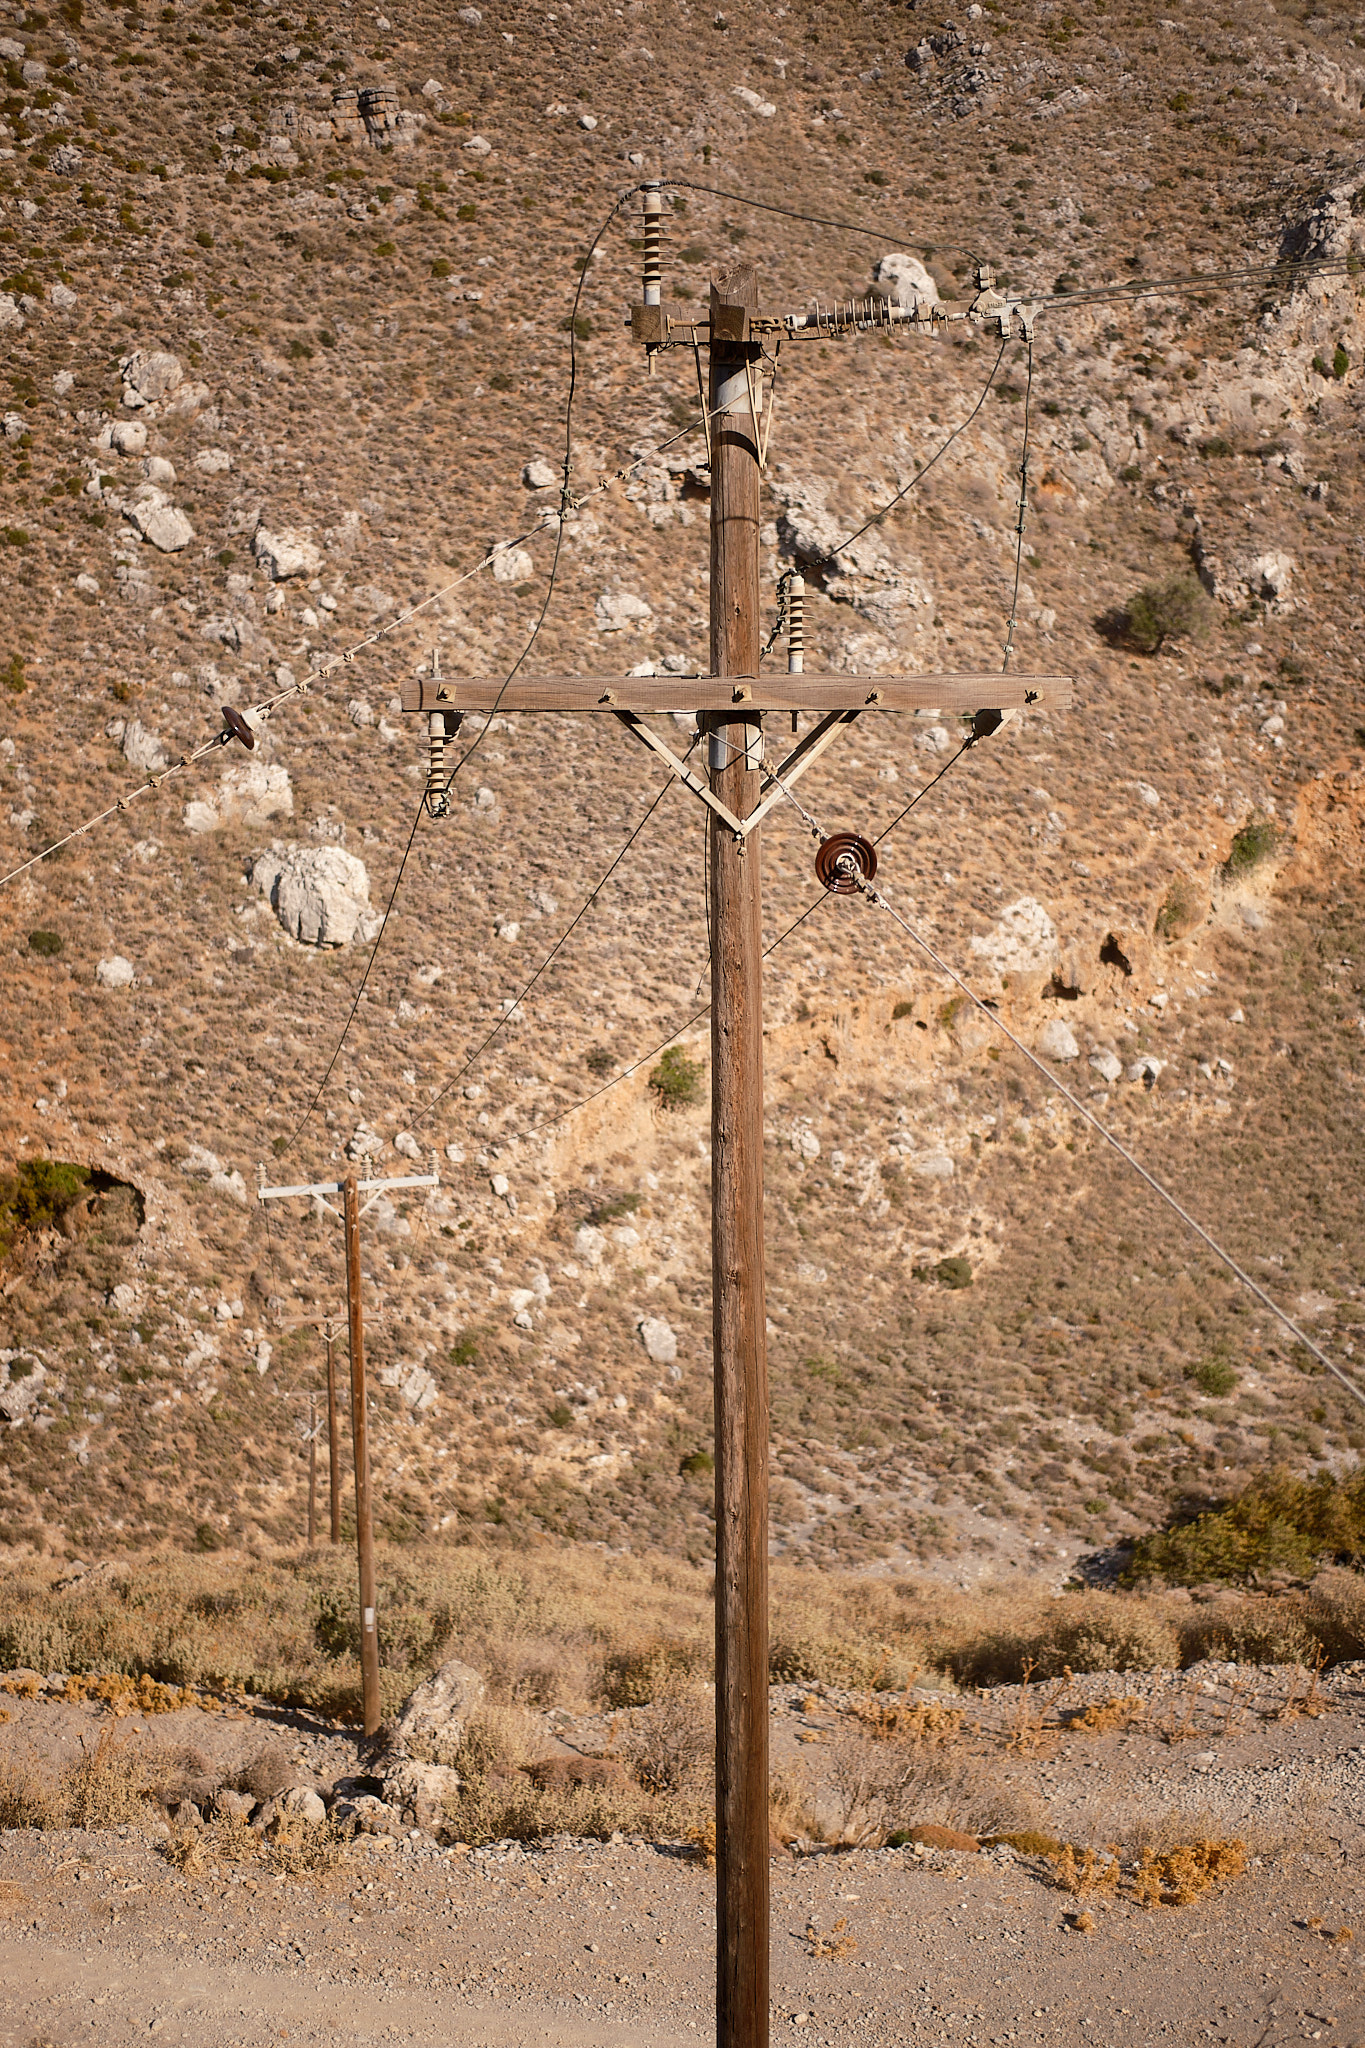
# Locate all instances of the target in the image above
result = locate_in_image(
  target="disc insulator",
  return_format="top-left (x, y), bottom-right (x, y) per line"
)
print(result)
top-left (815, 832), bottom-right (877, 895)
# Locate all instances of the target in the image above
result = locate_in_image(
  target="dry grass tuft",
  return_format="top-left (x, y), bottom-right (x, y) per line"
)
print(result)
top-left (1133, 1839), bottom-right (1246, 1908)
top-left (805, 1917), bottom-right (857, 1960)
top-left (0, 1756), bottom-right (65, 1830)
top-left (1068, 1695), bottom-right (1147, 1735)
top-left (61, 1728), bottom-right (157, 1829)
top-left (1050, 1845), bottom-right (1121, 1898)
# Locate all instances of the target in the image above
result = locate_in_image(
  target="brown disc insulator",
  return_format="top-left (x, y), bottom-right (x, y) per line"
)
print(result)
top-left (814, 832), bottom-right (877, 895)
top-left (221, 704), bottom-right (256, 751)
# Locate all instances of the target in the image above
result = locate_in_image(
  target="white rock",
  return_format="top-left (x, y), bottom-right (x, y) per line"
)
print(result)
top-left (578, 112), bottom-right (598, 129)
top-left (52, 370), bottom-right (74, 397)
top-left (791, 1127), bottom-right (820, 1160)
top-left (48, 282), bottom-right (76, 311)
top-left (733, 85), bottom-right (776, 115)
top-left (183, 759), bottom-right (293, 834)
top-left (1036, 1018), bottom-right (1080, 1061)
top-left (393, 1657), bottom-right (486, 1767)
top-left (278, 1787), bottom-right (327, 1824)
top-left (209, 1170), bottom-right (249, 1205)
top-left (575, 1224), bottom-right (606, 1266)
top-left (2, 413), bottom-right (25, 440)
top-left (875, 252), bottom-right (939, 306)
top-left (122, 719), bottom-right (168, 774)
top-left (180, 1144), bottom-right (222, 1177)
top-left (194, 446), bottom-right (233, 474)
top-left (639, 1316), bottom-right (678, 1365)
top-left (475, 786), bottom-right (497, 809)
top-left (20, 57), bottom-right (45, 85)
top-left (143, 455), bottom-right (177, 486)
top-left (421, 77), bottom-right (445, 97)
top-left (444, 1143), bottom-right (465, 1164)
top-left (1088, 1049), bottom-right (1123, 1083)
top-left (348, 698), bottom-right (375, 728)
top-left (457, 5), bottom-right (482, 19)
top-left (0, 1353), bottom-right (46, 1425)
top-left (523, 459), bottom-right (557, 489)
top-left (120, 348), bottom-right (184, 406)
top-left (490, 544), bottom-right (533, 583)
top-left (394, 1131), bottom-right (422, 1160)
top-left (382, 1758), bottom-right (461, 1830)
top-left (1243, 551), bottom-right (1294, 601)
top-left (595, 590), bottom-right (653, 632)
top-left (0, 38), bottom-right (22, 59)
top-left (1134, 780), bottom-right (1161, 808)
top-left (1149, 990), bottom-right (1169, 1011)
top-left (490, 1172), bottom-right (510, 1198)
top-left (96, 956), bottom-right (135, 989)
top-left (0, 295), bottom-right (23, 332)
top-left (74, 571), bottom-right (100, 597)
top-left (1127, 1055), bottom-right (1165, 1083)
top-left (109, 419), bottom-right (148, 457)
top-left (250, 843), bottom-right (376, 946)
top-left (909, 1152), bottom-right (955, 1179)
top-left (969, 896), bottom-right (1058, 977)
top-left (463, 133), bottom-right (492, 154)
top-left (123, 486), bottom-right (194, 552)
top-left (252, 525), bottom-right (322, 581)
top-left (346, 1124), bottom-right (387, 1162)
top-left (255, 1340), bottom-right (272, 1375)
top-left (916, 724), bottom-right (951, 754)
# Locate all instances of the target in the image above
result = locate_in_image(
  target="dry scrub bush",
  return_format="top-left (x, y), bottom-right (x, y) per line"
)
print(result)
top-left (826, 1730), bottom-right (1040, 1846)
top-left (1051, 1845), bottom-right (1121, 1898)
top-left (952, 1593), bottom-right (1180, 1686)
top-left (443, 1704), bottom-right (702, 1847)
top-left (1133, 1839), bottom-right (1246, 1907)
top-left (1175, 1597), bottom-right (1316, 1670)
top-left (1301, 1568), bottom-right (1365, 1663)
top-left (0, 1756), bottom-right (65, 1829)
top-left (62, 1729), bottom-right (158, 1829)
top-left (622, 1686), bottom-right (712, 1799)
top-left (600, 1636), bottom-right (710, 1709)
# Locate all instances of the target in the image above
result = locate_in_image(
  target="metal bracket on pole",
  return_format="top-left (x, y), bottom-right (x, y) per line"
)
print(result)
top-left (744, 707), bottom-right (863, 835)
top-left (259, 1171), bottom-right (438, 1204)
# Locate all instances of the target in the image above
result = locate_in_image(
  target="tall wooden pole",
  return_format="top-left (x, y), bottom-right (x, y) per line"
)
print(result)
top-left (707, 262), bottom-right (769, 2048)
top-left (324, 1323), bottom-right (342, 1545)
top-left (343, 1173), bottom-right (381, 1737)
top-left (306, 1391), bottom-right (317, 1548)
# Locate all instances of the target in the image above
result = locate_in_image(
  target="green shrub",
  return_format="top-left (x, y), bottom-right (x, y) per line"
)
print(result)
top-left (1122, 570), bottom-right (1210, 654)
top-left (1, 654), bottom-right (25, 694)
top-left (27, 929), bottom-right (62, 957)
top-left (1190, 1354), bottom-right (1237, 1397)
top-left (649, 1045), bottom-right (704, 1109)
top-left (1198, 435), bottom-right (1234, 458)
top-left (430, 257), bottom-right (451, 278)
top-left (1223, 814), bottom-right (1278, 879)
top-left (1125, 1468), bottom-right (1365, 1587)
top-left (892, 999), bottom-right (914, 1021)
top-left (678, 1450), bottom-right (713, 1477)
top-left (1333, 341), bottom-right (1349, 379)
top-left (456, 202), bottom-right (476, 222)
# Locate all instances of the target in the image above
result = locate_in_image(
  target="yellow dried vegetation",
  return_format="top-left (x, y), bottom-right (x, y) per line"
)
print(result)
top-left (1069, 1695), bottom-right (1147, 1735)
top-left (805, 1917), bottom-right (857, 1960)
top-left (1132, 1839), bottom-right (1247, 1908)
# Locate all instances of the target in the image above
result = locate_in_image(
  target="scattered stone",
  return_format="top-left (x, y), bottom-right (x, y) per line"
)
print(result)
top-left (183, 760), bottom-right (293, 835)
top-left (490, 544), bottom-right (533, 583)
top-left (393, 1657), bottom-right (486, 1767)
top-left (213, 1788), bottom-right (254, 1822)
top-left (96, 956), bottom-right (135, 989)
top-left (522, 459), bottom-right (557, 489)
top-left (908, 1151), bottom-right (955, 1179)
top-left (1127, 1054), bottom-right (1165, 1084)
top-left (180, 1144), bottom-right (223, 1178)
top-left (346, 1124), bottom-right (387, 1162)
top-left (52, 370), bottom-right (74, 397)
top-left (121, 719), bottom-right (168, 775)
top-left (75, 573), bottom-right (99, 596)
top-left (733, 84), bottom-right (776, 115)
top-left (639, 1316), bottom-right (678, 1365)
top-left (595, 590), bottom-right (653, 632)
top-left (875, 252), bottom-right (938, 305)
top-left (193, 446), bottom-right (233, 473)
top-left (382, 1759), bottom-right (460, 1831)
top-left (340, 1794), bottom-right (402, 1837)
top-left (463, 132), bottom-right (493, 154)
top-left (393, 1131), bottom-right (422, 1160)
top-left (1088, 1049), bottom-right (1123, 1084)
top-left (143, 455), bottom-right (176, 486)
top-left (1036, 1018), bottom-right (1080, 1061)
top-left (48, 281), bottom-right (76, 311)
top-left (969, 896), bottom-right (1057, 977)
top-left (278, 1786), bottom-right (327, 1824)
top-left (0, 1353), bottom-right (46, 1425)
top-left (578, 112), bottom-right (598, 129)
top-left (107, 419), bottom-right (148, 457)
top-left (120, 349), bottom-right (185, 407)
top-left (457, 5), bottom-right (482, 20)
top-left (122, 484), bottom-right (194, 552)
top-left (252, 525), bottom-right (323, 580)
top-left (250, 843), bottom-right (378, 946)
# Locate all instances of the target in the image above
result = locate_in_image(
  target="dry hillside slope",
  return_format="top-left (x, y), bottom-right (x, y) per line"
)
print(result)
top-left (0, 0), bottom-right (1362, 1574)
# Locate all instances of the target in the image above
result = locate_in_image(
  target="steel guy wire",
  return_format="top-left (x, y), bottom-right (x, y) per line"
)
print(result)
top-left (664, 178), bottom-right (984, 269)
top-left (764, 774), bottom-right (1365, 1415)
top-left (824, 333), bottom-right (1009, 560)
top-left (1001, 332), bottom-right (1034, 676)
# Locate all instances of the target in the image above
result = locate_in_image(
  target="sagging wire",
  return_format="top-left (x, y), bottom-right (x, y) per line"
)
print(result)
top-left (1001, 333), bottom-right (1034, 675)
top-left (410, 741), bottom-right (696, 1133)
top-left (763, 773), bottom-right (1365, 1416)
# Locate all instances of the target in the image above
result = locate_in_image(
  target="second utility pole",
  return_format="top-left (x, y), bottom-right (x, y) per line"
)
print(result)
top-left (707, 262), bottom-right (769, 2048)
top-left (343, 1172), bottom-right (382, 1736)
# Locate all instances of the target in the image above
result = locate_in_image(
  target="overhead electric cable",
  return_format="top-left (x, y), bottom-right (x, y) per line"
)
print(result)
top-left (765, 775), bottom-right (1365, 1415)
top-left (1001, 332), bottom-right (1035, 675)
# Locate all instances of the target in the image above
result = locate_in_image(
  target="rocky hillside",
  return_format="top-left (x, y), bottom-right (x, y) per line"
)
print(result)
top-left (1, 0), bottom-right (1365, 1578)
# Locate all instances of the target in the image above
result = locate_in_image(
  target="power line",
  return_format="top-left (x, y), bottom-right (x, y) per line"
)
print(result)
top-left (1001, 332), bottom-right (1034, 675)
top-left (764, 775), bottom-right (1365, 1414)
top-left (666, 177), bottom-right (983, 268)
top-left (410, 745), bottom-right (692, 1132)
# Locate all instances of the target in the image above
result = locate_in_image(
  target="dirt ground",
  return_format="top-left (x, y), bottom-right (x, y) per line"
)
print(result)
top-left (4, 1659), bottom-right (1365, 2046)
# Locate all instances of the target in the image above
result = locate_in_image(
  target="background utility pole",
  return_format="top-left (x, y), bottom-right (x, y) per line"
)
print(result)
top-left (343, 1171), bottom-right (382, 1737)
top-left (322, 1319), bottom-right (343, 1544)
top-left (259, 1166), bottom-right (437, 1741)
top-left (707, 262), bottom-right (769, 2048)
top-left (306, 1391), bottom-right (318, 1547)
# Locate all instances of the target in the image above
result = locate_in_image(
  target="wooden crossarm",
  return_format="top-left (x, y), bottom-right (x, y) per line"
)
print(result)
top-left (399, 673), bottom-right (1072, 715)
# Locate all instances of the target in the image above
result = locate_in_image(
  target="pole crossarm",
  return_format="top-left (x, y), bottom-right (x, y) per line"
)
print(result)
top-left (258, 1172), bottom-right (439, 1202)
top-left (400, 673), bottom-right (1071, 715)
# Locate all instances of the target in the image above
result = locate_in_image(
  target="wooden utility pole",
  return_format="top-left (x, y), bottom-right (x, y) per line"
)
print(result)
top-left (306, 1391), bottom-right (318, 1547)
top-left (707, 264), bottom-right (769, 2048)
top-left (258, 1165), bottom-right (437, 1740)
top-left (323, 1320), bottom-right (343, 1544)
top-left (343, 1171), bottom-right (382, 1737)
top-left (401, 198), bottom-right (1071, 2048)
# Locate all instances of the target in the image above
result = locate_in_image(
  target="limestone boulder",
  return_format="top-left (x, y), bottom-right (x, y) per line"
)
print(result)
top-left (253, 525), bottom-right (322, 580)
top-left (392, 1657), bottom-right (486, 1768)
top-left (183, 760), bottom-right (293, 835)
top-left (382, 1758), bottom-right (461, 1830)
top-left (250, 843), bottom-right (377, 946)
